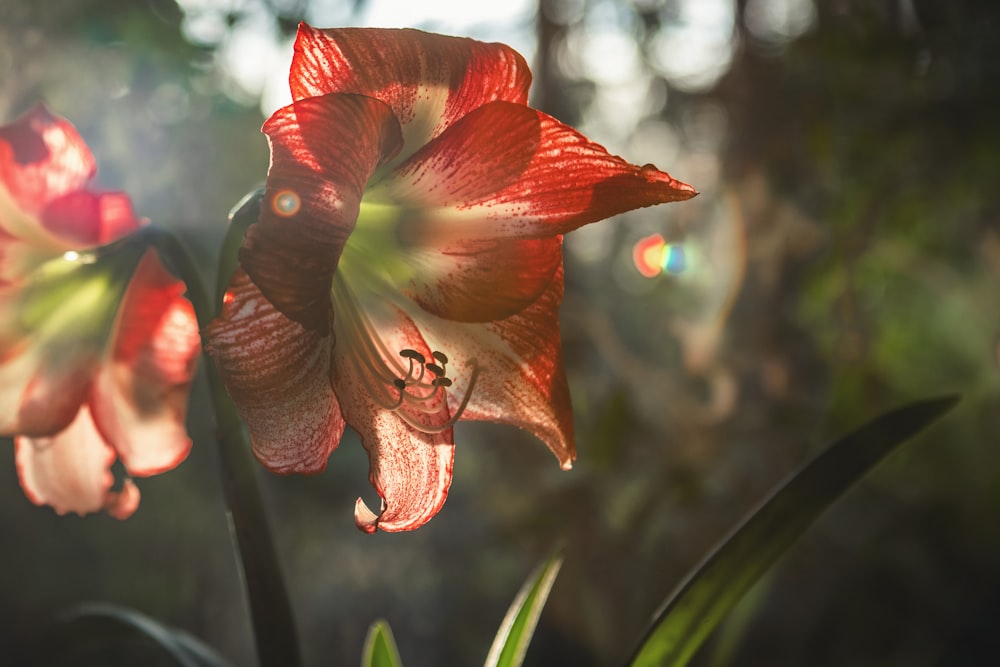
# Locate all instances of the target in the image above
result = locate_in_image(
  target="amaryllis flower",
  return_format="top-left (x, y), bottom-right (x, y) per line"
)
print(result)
top-left (0, 105), bottom-right (200, 518)
top-left (207, 25), bottom-right (696, 532)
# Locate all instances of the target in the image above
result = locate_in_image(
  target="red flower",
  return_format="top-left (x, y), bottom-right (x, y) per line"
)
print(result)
top-left (0, 106), bottom-right (200, 519)
top-left (207, 25), bottom-right (695, 532)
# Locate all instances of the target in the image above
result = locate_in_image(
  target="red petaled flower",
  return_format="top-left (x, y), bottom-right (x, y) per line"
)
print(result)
top-left (206, 25), bottom-right (696, 532)
top-left (0, 105), bottom-right (200, 519)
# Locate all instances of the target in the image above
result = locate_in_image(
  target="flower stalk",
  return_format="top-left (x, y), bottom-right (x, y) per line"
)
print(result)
top-left (147, 225), bottom-right (302, 667)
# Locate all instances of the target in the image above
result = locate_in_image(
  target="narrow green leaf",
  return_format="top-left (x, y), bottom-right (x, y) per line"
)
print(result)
top-left (627, 395), bottom-right (960, 667)
top-left (41, 602), bottom-right (231, 667)
top-left (362, 619), bottom-right (403, 667)
top-left (484, 552), bottom-right (564, 667)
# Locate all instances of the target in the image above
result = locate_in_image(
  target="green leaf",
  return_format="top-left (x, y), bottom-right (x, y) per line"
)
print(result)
top-left (626, 395), bottom-right (960, 667)
top-left (484, 552), bottom-right (564, 667)
top-left (40, 602), bottom-right (232, 667)
top-left (215, 187), bottom-right (264, 313)
top-left (362, 619), bottom-right (403, 667)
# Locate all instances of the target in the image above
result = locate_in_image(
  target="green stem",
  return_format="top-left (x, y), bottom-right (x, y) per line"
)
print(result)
top-left (146, 225), bottom-right (302, 667)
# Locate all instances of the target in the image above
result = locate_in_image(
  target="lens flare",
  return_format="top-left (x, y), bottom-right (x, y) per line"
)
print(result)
top-left (632, 233), bottom-right (687, 278)
top-left (272, 189), bottom-right (301, 217)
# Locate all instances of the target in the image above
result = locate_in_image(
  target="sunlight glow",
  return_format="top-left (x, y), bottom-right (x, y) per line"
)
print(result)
top-left (650, 0), bottom-right (736, 92)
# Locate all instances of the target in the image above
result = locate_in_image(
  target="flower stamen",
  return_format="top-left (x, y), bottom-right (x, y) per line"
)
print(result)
top-left (333, 274), bottom-right (479, 434)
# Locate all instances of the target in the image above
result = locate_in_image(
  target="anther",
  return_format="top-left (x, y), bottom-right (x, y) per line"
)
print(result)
top-left (432, 351), bottom-right (448, 365)
top-left (432, 377), bottom-right (452, 388)
top-left (399, 349), bottom-right (426, 364)
top-left (425, 363), bottom-right (445, 377)
top-left (393, 378), bottom-right (406, 391)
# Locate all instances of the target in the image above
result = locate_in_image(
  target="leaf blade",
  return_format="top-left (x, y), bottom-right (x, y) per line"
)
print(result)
top-left (627, 395), bottom-right (960, 667)
top-left (42, 602), bottom-right (231, 667)
top-left (484, 552), bottom-right (564, 667)
top-left (362, 619), bottom-right (403, 667)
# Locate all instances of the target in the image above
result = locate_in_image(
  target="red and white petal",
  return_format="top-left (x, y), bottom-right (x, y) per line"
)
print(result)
top-left (290, 25), bottom-right (532, 162)
top-left (408, 265), bottom-right (575, 468)
top-left (370, 101), bottom-right (696, 241)
top-left (0, 105), bottom-right (98, 250)
top-left (205, 269), bottom-right (345, 474)
top-left (348, 400), bottom-right (454, 534)
top-left (330, 295), bottom-right (454, 532)
top-left (0, 105), bottom-right (95, 215)
top-left (90, 250), bottom-right (199, 476)
top-left (400, 235), bottom-right (563, 323)
top-left (242, 93), bottom-right (403, 333)
top-left (15, 405), bottom-right (139, 519)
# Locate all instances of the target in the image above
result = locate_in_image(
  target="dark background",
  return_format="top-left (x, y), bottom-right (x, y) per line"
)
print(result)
top-left (1, 1), bottom-right (998, 665)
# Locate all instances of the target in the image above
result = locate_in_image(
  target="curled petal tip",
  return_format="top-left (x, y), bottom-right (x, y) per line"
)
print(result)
top-left (354, 497), bottom-right (380, 534)
top-left (560, 459), bottom-right (574, 471)
top-left (104, 479), bottom-right (141, 520)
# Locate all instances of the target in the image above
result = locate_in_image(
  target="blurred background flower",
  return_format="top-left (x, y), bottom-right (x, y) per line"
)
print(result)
top-left (0, 1), bottom-right (998, 665)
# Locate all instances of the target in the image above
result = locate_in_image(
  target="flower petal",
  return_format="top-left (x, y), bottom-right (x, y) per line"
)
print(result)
top-left (90, 250), bottom-right (200, 476)
top-left (205, 269), bottom-right (345, 473)
top-left (400, 235), bottom-right (563, 323)
top-left (330, 294), bottom-right (454, 532)
top-left (408, 264), bottom-right (575, 468)
top-left (15, 405), bottom-right (140, 519)
top-left (0, 249), bottom-right (139, 436)
top-left (0, 105), bottom-right (95, 220)
top-left (0, 106), bottom-right (142, 283)
top-left (369, 100), bottom-right (697, 241)
top-left (290, 25), bottom-right (532, 161)
top-left (0, 277), bottom-right (101, 435)
top-left (241, 93), bottom-right (403, 333)
top-left (349, 404), bottom-right (454, 534)
top-left (42, 190), bottom-right (141, 246)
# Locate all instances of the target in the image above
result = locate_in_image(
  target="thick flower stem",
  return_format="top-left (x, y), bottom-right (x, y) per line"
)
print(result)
top-left (145, 226), bottom-right (303, 667)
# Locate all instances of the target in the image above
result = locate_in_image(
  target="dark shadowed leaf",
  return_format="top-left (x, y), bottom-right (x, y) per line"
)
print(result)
top-left (216, 187), bottom-right (264, 313)
top-left (627, 395), bottom-right (960, 667)
top-left (484, 552), bottom-right (563, 667)
top-left (40, 602), bottom-right (231, 667)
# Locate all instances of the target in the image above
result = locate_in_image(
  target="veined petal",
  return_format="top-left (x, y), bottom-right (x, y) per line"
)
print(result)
top-left (290, 25), bottom-right (532, 162)
top-left (241, 93), bottom-right (403, 333)
top-left (400, 235), bottom-right (563, 323)
top-left (205, 269), bottom-right (345, 474)
top-left (15, 405), bottom-right (141, 519)
top-left (90, 250), bottom-right (200, 476)
top-left (330, 289), bottom-right (454, 532)
top-left (348, 402), bottom-right (454, 534)
top-left (407, 265), bottom-right (575, 468)
top-left (369, 101), bottom-right (697, 241)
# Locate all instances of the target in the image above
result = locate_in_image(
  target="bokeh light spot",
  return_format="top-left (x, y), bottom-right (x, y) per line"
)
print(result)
top-left (272, 189), bottom-right (300, 217)
top-left (633, 233), bottom-right (687, 278)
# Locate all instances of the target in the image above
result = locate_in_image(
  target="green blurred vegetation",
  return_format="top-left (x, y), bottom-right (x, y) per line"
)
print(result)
top-left (1, 1), bottom-right (999, 666)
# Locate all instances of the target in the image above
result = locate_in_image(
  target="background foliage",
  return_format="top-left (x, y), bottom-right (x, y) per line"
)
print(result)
top-left (1, 1), bottom-right (998, 665)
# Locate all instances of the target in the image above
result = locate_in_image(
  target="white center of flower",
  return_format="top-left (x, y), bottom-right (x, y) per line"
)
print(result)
top-left (330, 202), bottom-right (479, 433)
